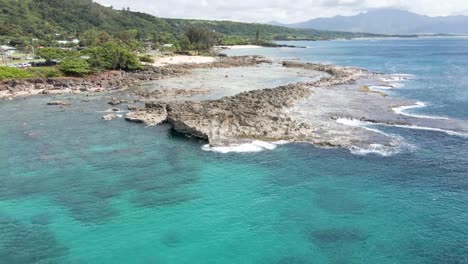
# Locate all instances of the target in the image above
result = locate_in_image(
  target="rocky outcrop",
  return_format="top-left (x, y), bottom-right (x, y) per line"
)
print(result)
top-left (164, 84), bottom-right (316, 145)
top-left (125, 102), bottom-right (168, 126)
top-left (108, 98), bottom-right (128, 106)
top-left (102, 113), bottom-right (119, 121)
top-left (125, 61), bottom-right (367, 146)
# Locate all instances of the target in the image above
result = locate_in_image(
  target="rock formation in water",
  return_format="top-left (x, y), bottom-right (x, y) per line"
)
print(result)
top-left (125, 61), bottom-right (371, 147)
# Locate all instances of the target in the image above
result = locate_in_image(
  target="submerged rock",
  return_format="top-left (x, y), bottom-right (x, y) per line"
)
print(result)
top-left (108, 98), bottom-right (128, 106)
top-left (46, 100), bottom-right (71, 106)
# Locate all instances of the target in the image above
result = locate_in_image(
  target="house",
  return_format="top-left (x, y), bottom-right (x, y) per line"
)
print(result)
top-left (57, 39), bottom-right (80, 45)
top-left (0, 45), bottom-right (17, 56)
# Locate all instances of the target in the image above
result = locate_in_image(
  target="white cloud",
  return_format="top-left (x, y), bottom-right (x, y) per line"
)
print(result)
top-left (94, 0), bottom-right (468, 23)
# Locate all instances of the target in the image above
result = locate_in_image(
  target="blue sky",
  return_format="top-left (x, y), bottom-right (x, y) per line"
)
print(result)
top-left (95, 0), bottom-right (468, 23)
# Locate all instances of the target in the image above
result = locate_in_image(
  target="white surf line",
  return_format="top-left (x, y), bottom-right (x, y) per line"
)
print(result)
top-left (379, 73), bottom-right (415, 88)
top-left (384, 124), bottom-right (468, 138)
top-left (202, 140), bottom-right (289, 153)
top-left (392, 102), bottom-right (450, 120)
top-left (336, 118), bottom-right (395, 137)
top-left (337, 117), bottom-right (468, 138)
top-left (335, 118), bottom-right (405, 156)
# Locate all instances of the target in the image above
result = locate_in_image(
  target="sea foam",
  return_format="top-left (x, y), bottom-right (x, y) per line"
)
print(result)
top-left (201, 140), bottom-right (286, 153)
top-left (393, 102), bottom-right (450, 120)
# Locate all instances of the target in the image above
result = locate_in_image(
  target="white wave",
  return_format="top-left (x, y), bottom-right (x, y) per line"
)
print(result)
top-left (389, 82), bottom-right (405, 88)
top-left (349, 144), bottom-right (400, 157)
top-left (368, 85), bottom-right (393, 90)
top-left (381, 74), bottom-right (415, 82)
top-left (336, 118), bottom-right (395, 137)
top-left (379, 74), bottom-right (414, 88)
top-left (388, 124), bottom-right (468, 138)
top-left (335, 118), bottom-right (407, 156)
top-left (97, 109), bottom-right (128, 113)
top-left (337, 115), bottom-right (467, 138)
top-left (335, 118), bottom-right (364, 127)
top-left (393, 102), bottom-right (450, 120)
top-left (202, 140), bottom-right (285, 153)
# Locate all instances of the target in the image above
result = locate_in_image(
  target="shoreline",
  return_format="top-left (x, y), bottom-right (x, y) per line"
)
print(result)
top-left (0, 56), bottom-right (269, 100)
top-left (2, 53), bottom-right (468, 156)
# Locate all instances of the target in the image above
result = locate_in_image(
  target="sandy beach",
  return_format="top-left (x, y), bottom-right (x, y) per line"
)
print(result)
top-left (152, 55), bottom-right (216, 67)
top-left (216, 45), bottom-right (262, 50)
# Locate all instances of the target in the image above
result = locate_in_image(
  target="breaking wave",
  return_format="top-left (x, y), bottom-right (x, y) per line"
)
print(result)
top-left (393, 102), bottom-right (450, 120)
top-left (201, 140), bottom-right (288, 153)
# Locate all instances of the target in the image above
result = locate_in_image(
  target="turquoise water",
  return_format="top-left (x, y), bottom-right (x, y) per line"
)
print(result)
top-left (1, 38), bottom-right (468, 263)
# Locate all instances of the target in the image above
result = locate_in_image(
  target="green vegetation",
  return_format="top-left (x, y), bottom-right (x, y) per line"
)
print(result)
top-left (0, 0), bottom-right (388, 81)
top-left (35, 48), bottom-right (71, 64)
top-left (139, 55), bottom-right (155, 63)
top-left (185, 27), bottom-right (219, 52)
top-left (58, 57), bottom-right (90, 76)
top-left (0, 66), bottom-right (33, 80)
top-left (26, 67), bottom-right (63, 78)
top-left (0, 0), bottom-right (384, 49)
top-left (82, 43), bottom-right (141, 71)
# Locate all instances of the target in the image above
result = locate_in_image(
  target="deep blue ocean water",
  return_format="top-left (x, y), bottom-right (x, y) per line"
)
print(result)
top-left (1, 38), bottom-right (467, 263)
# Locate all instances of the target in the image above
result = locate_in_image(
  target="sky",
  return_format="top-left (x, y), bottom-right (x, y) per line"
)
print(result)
top-left (94, 0), bottom-right (468, 23)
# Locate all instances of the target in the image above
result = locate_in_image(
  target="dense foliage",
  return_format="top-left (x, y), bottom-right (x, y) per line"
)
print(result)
top-left (81, 43), bottom-right (141, 71)
top-left (0, 66), bottom-right (33, 80)
top-left (26, 66), bottom-right (63, 78)
top-left (0, 0), bottom-right (384, 47)
top-left (185, 27), bottom-right (219, 52)
top-left (35, 48), bottom-right (70, 64)
top-left (58, 57), bottom-right (90, 76)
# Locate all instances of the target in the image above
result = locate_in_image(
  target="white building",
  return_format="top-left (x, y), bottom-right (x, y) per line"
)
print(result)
top-left (0, 45), bottom-right (17, 56)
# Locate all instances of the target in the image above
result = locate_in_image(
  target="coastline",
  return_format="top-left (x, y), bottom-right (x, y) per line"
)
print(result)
top-left (0, 55), bottom-right (268, 100)
top-left (2, 53), bottom-right (468, 155)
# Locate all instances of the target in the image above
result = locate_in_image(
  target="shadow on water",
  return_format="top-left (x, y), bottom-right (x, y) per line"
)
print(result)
top-left (0, 125), bottom-right (204, 224)
top-left (312, 186), bottom-right (365, 215)
top-left (0, 215), bottom-right (68, 264)
top-left (275, 256), bottom-right (315, 264)
top-left (160, 231), bottom-right (182, 248)
top-left (308, 228), bottom-right (368, 246)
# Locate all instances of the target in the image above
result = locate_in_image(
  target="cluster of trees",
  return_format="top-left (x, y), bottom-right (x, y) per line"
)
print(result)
top-left (0, 0), bottom-right (383, 51)
top-left (35, 42), bottom-right (141, 76)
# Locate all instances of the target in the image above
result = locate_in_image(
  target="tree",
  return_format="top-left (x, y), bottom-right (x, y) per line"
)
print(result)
top-left (58, 57), bottom-right (90, 76)
top-left (80, 30), bottom-right (111, 46)
top-left (185, 27), bottom-right (219, 52)
top-left (177, 34), bottom-right (192, 51)
top-left (36, 48), bottom-right (67, 64)
top-left (81, 42), bottom-right (141, 71)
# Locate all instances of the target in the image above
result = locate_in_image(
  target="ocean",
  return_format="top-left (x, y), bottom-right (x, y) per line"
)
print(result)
top-left (0, 37), bottom-right (467, 263)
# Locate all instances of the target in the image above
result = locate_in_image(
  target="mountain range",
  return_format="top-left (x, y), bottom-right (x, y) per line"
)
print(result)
top-left (280, 9), bottom-right (468, 35)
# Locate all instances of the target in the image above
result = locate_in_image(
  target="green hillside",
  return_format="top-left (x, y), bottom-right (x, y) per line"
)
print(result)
top-left (0, 0), bottom-right (383, 46)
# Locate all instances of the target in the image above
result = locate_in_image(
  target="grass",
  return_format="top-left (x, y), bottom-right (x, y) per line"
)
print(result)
top-left (0, 66), bottom-right (64, 81)
top-left (26, 67), bottom-right (63, 78)
top-left (0, 66), bottom-right (34, 81)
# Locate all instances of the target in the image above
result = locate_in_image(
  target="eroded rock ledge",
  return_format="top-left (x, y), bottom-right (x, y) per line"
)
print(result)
top-left (126, 61), bottom-right (368, 147)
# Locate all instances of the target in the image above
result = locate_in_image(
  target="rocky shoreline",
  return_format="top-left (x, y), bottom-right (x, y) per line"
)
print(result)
top-left (122, 59), bottom-right (468, 152)
top-left (0, 56), bottom-right (270, 100)
top-left (4, 55), bottom-right (467, 153)
top-left (123, 61), bottom-right (372, 147)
